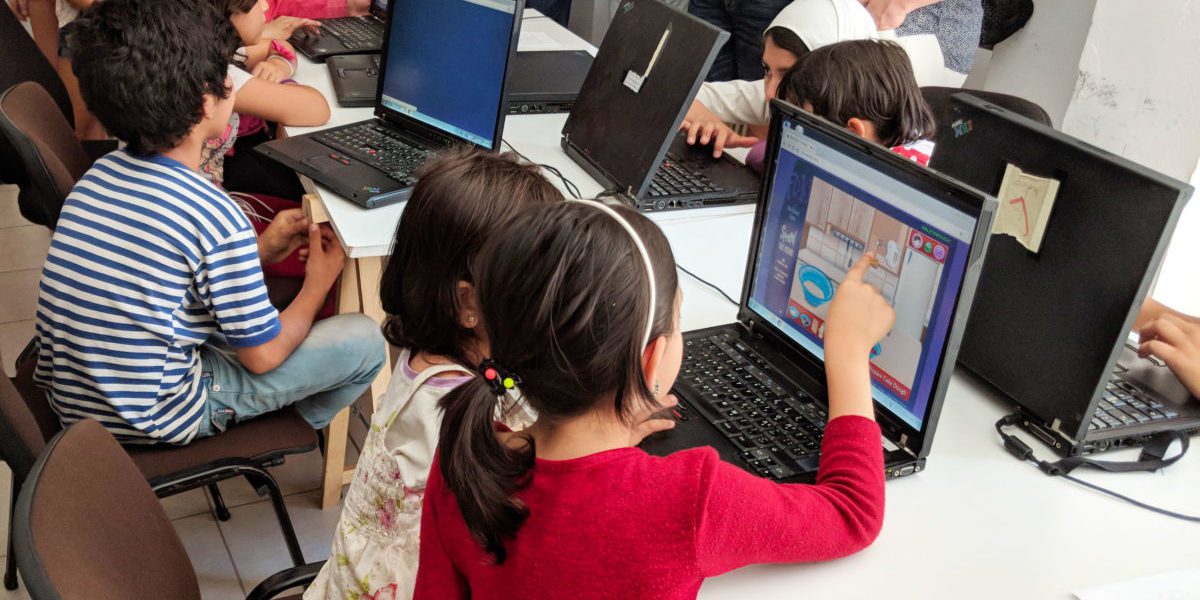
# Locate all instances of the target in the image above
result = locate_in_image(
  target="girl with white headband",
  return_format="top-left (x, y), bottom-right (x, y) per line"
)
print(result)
top-left (416, 200), bottom-right (896, 598)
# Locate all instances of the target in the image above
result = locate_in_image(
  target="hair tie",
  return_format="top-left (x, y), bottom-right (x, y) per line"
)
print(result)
top-left (571, 199), bottom-right (656, 349)
top-left (478, 358), bottom-right (520, 397)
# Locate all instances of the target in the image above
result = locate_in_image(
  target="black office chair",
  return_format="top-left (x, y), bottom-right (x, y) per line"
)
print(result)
top-left (920, 87), bottom-right (1053, 150)
top-left (3, 350), bottom-right (319, 590)
top-left (13, 419), bottom-right (325, 600)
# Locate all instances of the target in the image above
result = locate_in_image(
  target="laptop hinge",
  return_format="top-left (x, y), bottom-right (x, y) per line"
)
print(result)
top-left (898, 433), bottom-right (917, 458)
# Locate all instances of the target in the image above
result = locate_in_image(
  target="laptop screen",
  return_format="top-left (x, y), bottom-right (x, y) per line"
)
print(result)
top-left (747, 117), bottom-right (978, 431)
top-left (379, 0), bottom-right (517, 148)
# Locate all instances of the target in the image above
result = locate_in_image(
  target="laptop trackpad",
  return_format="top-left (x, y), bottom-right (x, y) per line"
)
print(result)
top-left (303, 155), bottom-right (348, 173)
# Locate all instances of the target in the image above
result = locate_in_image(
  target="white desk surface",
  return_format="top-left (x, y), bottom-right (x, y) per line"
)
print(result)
top-left (286, 13), bottom-right (1199, 599)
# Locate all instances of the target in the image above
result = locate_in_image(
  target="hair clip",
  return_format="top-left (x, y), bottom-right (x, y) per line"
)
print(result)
top-left (478, 358), bottom-right (520, 397)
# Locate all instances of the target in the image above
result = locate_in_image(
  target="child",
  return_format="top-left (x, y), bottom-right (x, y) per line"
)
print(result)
top-left (1136, 299), bottom-right (1200, 399)
top-left (304, 148), bottom-right (565, 600)
top-left (414, 201), bottom-right (893, 597)
top-left (682, 0), bottom-right (879, 157)
top-left (763, 38), bottom-right (936, 172)
top-left (36, 0), bottom-right (386, 444)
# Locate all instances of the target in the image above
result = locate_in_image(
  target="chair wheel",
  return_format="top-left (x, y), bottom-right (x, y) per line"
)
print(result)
top-left (215, 505), bottom-right (232, 521)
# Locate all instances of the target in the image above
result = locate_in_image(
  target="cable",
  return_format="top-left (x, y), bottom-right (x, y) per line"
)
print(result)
top-left (678, 264), bottom-right (739, 307)
top-left (996, 413), bottom-right (1200, 523)
top-left (502, 139), bottom-right (582, 199)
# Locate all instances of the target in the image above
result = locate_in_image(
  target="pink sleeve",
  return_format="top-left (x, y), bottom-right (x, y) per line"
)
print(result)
top-left (694, 416), bottom-right (887, 576)
top-left (413, 460), bottom-right (469, 599)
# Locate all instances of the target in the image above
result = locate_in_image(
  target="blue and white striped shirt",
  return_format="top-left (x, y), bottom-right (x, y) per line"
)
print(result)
top-left (33, 151), bottom-right (281, 445)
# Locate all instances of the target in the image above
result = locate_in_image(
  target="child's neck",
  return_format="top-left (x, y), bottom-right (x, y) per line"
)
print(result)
top-left (523, 401), bottom-right (632, 461)
top-left (159, 134), bottom-right (206, 173)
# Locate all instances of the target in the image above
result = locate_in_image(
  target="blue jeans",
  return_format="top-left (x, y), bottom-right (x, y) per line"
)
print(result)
top-left (195, 314), bottom-right (387, 437)
top-left (688, 0), bottom-right (793, 82)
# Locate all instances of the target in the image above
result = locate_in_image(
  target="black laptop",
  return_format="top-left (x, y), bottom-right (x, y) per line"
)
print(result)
top-left (330, 50), bottom-right (594, 111)
top-left (290, 0), bottom-right (387, 61)
top-left (257, 0), bottom-right (525, 209)
top-left (561, 0), bottom-right (760, 212)
top-left (930, 93), bottom-right (1200, 456)
top-left (641, 100), bottom-right (997, 481)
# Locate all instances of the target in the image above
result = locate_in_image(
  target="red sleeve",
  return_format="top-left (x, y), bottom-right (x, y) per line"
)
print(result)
top-left (693, 415), bottom-right (886, 576)
top-left (413, 457), bottom-right (469, 599)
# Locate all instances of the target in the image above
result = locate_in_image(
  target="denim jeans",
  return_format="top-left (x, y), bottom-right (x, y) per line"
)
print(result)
top-left (195, 313), bottom-right (387, 437)
top-left (688, 0), bottom-right (793, 82)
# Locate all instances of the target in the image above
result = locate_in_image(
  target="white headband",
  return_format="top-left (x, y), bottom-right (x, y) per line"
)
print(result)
top-left (572, 199), bottom-right (657, 349)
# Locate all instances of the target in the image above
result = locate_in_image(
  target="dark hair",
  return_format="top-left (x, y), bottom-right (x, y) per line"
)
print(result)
top-left (764, 26), bottom-right (811, 60)
top-left (380, 147), bottom-right (565, 359)
top-left (61, 0), bottom-right (238, 155)
top-left (208, 0), bottom-right (259, 16)
top-left (778, 39), bottom-right (936, 147)
top-left (438, 202), bottom-right (679, 563)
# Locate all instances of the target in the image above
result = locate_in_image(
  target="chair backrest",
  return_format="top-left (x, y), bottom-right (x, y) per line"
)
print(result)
top-left (13, 419), bottom-right (202, 600)
top-left (920, 87), bottom-right (1053, 149)
top-left (11, 350), bottom-right (64, 447)
top-left (0, 82), bottom-right (93, 228)
top-left (0, 352), bottom-right (48, 482)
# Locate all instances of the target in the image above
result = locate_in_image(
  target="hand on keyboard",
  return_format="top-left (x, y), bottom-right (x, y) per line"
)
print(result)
top-left (1138, 314), bottom-right (1200, 399)
top-left (629, 393), bottom-right (679, 446)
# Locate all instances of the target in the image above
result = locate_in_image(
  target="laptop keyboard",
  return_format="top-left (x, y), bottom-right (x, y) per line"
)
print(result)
top-left (679, 332), bottom-right (827, 480)
top-left (312, 122), bottom-right (432, 185)
top-left (1089, 374), bottom-right (1178, 431)
top-left (321, 17), bottom-right (382, 50)
top-left (648, 154), bottom-right (725, 197)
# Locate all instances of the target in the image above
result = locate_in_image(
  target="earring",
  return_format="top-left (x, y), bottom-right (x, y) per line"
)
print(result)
top-left (653, 380), bottom-right (660, 398)
top-left (467, 315), bottom-right (477, 327)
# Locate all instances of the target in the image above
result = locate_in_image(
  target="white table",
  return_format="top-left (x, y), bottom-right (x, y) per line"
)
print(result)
top-left (287, 13), bottom-right (1200, 599)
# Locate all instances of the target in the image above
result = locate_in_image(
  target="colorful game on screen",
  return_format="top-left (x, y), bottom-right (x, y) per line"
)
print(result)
top-left (749, 119), bottom-right (975, 430)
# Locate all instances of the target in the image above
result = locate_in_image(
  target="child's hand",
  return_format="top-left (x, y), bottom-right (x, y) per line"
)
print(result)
top-left (824, 253), bottom-right (895, 358)
top-left (8, 0), bottom-right (30, 20)
top-left (347, 0), bottom-right (372, 16)
top-left (680, 101), bottom-right (758, 159)
top-left (626, 394), bottom-right (678, 446)
top-left (1139, 315), bottom-right (1200, 399)
top-left (303, 223), bottom-right (346, 293)
top-left (257, 208), bottom-right (310, 265)
top-left (251, 58), bottom-right (291, 83)
top-left (261, 16), bottom-right (321, 40)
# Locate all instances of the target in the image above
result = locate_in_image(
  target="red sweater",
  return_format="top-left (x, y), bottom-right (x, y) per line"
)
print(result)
top-left (414, 416), bottom-right (885, 599)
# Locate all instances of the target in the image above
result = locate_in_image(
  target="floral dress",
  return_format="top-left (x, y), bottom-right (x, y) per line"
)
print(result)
top-left (305, 349), bottom-right (534, 600)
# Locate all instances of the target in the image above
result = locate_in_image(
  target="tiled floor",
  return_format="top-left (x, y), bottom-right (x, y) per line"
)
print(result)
top-left (0, 184), bottom-right (352, 598)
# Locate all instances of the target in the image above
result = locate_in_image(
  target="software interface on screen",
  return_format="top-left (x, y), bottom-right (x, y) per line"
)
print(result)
top-left (380, 0), bottom-right (516, 148)
top-left (749, 119), bottom-right (977, 430)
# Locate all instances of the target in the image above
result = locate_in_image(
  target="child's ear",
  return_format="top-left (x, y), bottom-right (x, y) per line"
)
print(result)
top-left (641, 335), bottom-right (669, 397)
top-left (201, 94), bottom-right (217, 121)
top-left (456, 280), bottom-right (480, 329)
top-left (846, 117), bottom-right (879, 143)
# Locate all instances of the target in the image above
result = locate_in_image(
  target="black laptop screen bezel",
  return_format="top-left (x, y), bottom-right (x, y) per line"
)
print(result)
top-left (738, 99), bottom-right (995, 456)
top-left (371, 0), bottom-right (524, 151)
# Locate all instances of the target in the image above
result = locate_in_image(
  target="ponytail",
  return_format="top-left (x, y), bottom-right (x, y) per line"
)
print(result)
top-left (437, 375), bottom-right (535, 564)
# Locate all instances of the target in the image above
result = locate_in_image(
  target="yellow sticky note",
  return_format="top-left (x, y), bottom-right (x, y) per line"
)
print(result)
top-left (994, 163), bottom-right (1061, 253)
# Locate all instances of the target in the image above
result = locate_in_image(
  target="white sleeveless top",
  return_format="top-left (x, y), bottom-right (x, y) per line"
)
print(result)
top-left (305, 349), bottom-right (535, 600)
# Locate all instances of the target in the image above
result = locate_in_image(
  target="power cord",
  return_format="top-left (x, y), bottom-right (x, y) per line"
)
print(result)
top-left (995, 413), bottom-right (1199, 523)
top-left (677, 265), bottom-right (739, 307)
top-left (502, 139), bottom-right (582, 199)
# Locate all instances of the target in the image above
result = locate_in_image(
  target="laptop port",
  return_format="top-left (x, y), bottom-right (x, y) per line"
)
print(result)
top-left (897, 465), bottom-right (915, 477)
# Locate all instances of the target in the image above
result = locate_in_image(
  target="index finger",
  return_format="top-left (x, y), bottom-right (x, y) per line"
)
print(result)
top-left (843, 252), bottom-right (877, 283)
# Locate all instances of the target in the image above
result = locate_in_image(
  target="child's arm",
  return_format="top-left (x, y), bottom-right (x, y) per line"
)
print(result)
top-left (823, 253), bottom-right (895, 420)
top-left (234, 76), bottom-right (331, 126)
top-left (235, 224), bottom-right (344, 374)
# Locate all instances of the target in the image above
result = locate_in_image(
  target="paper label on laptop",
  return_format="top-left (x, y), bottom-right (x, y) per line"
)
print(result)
top-left (623, 71), bottom-right (645, 93)
top-left (993, 163), bottom-right (1061, 253)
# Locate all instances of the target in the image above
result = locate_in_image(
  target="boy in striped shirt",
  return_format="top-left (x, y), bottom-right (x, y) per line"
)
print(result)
top-left (33, 0), bottom-right (386, 445)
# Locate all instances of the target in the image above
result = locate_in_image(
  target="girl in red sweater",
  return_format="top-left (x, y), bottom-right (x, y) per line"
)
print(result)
top-left (415, 201), bottom-right (894, 599)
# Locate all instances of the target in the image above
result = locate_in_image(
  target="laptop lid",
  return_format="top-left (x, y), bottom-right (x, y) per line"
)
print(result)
top-left (508, 50), bottom-right (593, 103)
top-left (370, 0), bottom-right (387, 16)
top-left (373, 0), bottom-right (524, 150)
top-left (561, 0), bottom-right (726, 197)
top-left (930, 93), bottom-right (1192, 441)
top-left (743, 100), bottom-right (995, 457)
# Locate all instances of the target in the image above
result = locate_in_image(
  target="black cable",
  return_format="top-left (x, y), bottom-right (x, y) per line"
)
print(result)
top-left (996, 414), bottom-right (1200, 523)
top-left (678, 264), bottom-right (739, 307)
top-left (502, 139), bottom-right (582, 199)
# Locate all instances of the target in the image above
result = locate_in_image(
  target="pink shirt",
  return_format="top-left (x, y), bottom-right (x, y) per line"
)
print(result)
top-left (414, 415), bottom-right (886, 599)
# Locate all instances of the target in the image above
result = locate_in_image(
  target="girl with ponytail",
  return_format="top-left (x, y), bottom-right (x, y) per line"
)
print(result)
top-left (416, 201), bottom-right (894, 598)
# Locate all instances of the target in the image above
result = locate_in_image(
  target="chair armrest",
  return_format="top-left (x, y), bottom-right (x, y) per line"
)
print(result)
top-left (245, 561), bottom-right (325, 600)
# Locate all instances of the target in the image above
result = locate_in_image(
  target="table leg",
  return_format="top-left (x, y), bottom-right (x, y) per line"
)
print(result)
top-left (320, 258), bottom-right (361, 509)
top-left (354, 255), bottom-right (395, 410)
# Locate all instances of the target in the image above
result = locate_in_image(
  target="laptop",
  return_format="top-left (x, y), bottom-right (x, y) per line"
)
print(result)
top-left (560, 0), bottom-right (760, 212)
top-left (640, 99), bottom-right (997, 481)
top-left (257, 0), bottom-right (525, 209)
top-left (930, 93), bottom-right (1200, 456)
top-left (290, 0), bottom-right (387, 61)
top-left (329, 50), bottom-right (593, 111)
